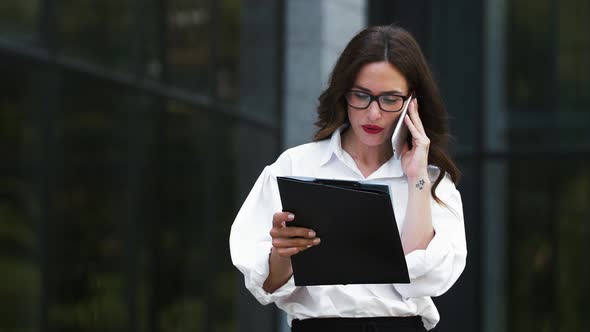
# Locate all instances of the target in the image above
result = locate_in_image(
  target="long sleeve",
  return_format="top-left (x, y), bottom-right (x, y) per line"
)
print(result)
top-left (229, 165), bottom-right (297, 305)
top-left (393, 174), bottom-right (467, 298)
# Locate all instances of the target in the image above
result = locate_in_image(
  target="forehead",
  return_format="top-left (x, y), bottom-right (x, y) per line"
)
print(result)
top-left (354, 61), bottom-right (408, 94)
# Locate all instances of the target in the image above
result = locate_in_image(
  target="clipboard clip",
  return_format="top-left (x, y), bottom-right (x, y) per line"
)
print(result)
top-left (313, 179), bottom-right (361, 187)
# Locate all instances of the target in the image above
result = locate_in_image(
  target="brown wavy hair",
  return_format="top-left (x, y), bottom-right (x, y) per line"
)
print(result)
top-left (314, 25), bottom-right (461, 204)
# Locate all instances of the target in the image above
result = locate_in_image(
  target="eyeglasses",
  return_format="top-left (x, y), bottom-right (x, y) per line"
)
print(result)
top-left (345, 90), bottom-right (410, 113)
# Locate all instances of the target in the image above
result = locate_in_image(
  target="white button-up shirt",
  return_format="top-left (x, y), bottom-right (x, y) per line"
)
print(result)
top-left (229, 128), bottom-right (467, 330)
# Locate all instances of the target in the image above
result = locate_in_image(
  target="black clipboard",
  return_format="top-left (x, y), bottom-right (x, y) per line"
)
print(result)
top-left (277, 176), bottom-right (410, 286)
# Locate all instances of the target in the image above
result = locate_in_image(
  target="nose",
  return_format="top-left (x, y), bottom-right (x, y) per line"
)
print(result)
top-left (367, 100), bottom-right (382, 121)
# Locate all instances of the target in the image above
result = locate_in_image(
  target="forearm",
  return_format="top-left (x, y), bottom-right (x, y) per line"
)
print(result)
top-left (262, 247), bottom-right (293, 293)
top-left (401, 175), bottom-right (435, 255)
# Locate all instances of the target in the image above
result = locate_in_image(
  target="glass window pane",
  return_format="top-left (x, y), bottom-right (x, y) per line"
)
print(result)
top-left (141, 0), bottom-right (164, 80)
top-left (556, 161), bottom-right (590, 331)
top-left (145, 101), bottom-right (209, 331)
top-left (506, 0), bottom-right (553, 111)
top-left (48, 70), bottom-right (133, 331)
top-left (217, 0), bottom-right (240, 102)
top-left (58, 0), bottom-right (135, 71)
top-left (135, 102), bottom-right (242, 331)
top-left (166, 0), bottom-right (210, 93)
top-left (505, 0), bottom-right (590, 151)
top-left (0, 54), bottom-right (39, 332)
top-left (2, 0), bottom-right (274, 331)
top-left (0, 0), bottom-right (39, 45)
top-left (558, 0), bottom-right (590, 110)
top-left (508, 160), bottom-right (590, 331)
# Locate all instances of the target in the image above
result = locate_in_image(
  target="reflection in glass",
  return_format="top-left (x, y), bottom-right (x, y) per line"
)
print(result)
top-left (2, 0), bottom-right (246, 330)
top-left (558, 0), bottom-right (590, 110)
top-left (0, 0), bottom-right (38, 44)
top-left (218, 0), bottom-right (240, 101)
top-left (166, 0), bottom-right (210, 93)
top-left (506, 0), bottom-right (552, 111)
top-left (0, 54), bottom-right (39, 332)
top-left (154, 102), bottom-right (238, 331)
top-left (508, 160), bottom-right (590, 332)
top-left (58, 0), bottom-right (135, 71)
top-left (50, 71), bottom-right (131, 331)
top-left (506, 0), bottom-right (590, 151)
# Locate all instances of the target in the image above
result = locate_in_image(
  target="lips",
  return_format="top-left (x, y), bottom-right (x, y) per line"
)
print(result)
top-left (362, 125), bottom-right (384, 134)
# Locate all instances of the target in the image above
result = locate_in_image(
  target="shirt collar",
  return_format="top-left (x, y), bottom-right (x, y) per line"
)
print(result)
top-left (319, 125), bottom-right (404, 178)
top-left (319, 125), bottom-right (346, 167)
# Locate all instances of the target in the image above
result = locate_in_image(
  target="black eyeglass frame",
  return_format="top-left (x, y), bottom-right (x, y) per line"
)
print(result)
top-left (344, 90), bottom-right (411, 113)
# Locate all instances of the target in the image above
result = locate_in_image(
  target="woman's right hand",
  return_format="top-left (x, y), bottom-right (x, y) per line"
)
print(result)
top-left (270, 211), bottom-right (321, 258)
top-left (263, 212), bottom-right (321, 293)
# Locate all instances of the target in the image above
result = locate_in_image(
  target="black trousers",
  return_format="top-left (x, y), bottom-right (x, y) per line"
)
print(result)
top-left (291, 316), bottom-right (427, 332)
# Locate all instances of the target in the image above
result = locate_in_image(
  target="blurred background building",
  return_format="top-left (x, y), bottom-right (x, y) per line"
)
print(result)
top-left (1, 0), bottom-right (589, 331)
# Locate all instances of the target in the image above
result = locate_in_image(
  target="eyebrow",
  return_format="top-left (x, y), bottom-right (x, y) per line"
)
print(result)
top-left (352, 85), bottom-right (405, 95)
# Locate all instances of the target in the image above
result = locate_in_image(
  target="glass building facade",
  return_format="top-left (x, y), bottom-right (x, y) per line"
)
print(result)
top-left (1, 0), bottom-right (588, 331)
top-left (1, 1), bottom-right (279, 331)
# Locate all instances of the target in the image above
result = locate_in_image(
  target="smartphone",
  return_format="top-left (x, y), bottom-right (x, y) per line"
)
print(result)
top-left (391, 94), bottom-right (413, 160)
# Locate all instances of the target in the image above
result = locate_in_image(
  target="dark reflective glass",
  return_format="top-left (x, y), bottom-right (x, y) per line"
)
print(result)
top-left (0, 0), bottom-right (38, 45)
top-left (0, 54), bottom-right (39, 332)
top-left (150, 102), bottom-right (235, 331)
top-left (166, 0), bottom-right (210, 93)
top-left (508, 160), bottom-right (590, 332)
top-left (0, 54), bottom-right (242, 331)
top-left (217, 0), bottom-right (240, 102)
top-left (50, 71), bottom-right (131, 331)
top-left (506, 0), bottom-right (590, 151)
top-left (57, 0), bottom-right (135, 71)
top-left (506, 0), bottom-right (552, 110)
top-left (1, 0), bottom-right (265, 330)
top-left (558, 0), bottom-right (590, 110)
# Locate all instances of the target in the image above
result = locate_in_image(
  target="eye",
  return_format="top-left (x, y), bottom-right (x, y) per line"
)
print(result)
top-left (353, 92), bottom-right (370, 100)
top-left (380, 95), bottom-right (403, 105)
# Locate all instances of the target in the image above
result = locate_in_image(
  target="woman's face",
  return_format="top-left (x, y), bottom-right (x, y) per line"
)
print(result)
top-left (346, 61), bottom-right (410, 151)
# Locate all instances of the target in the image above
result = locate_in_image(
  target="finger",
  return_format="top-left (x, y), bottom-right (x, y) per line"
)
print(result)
top-left (275, 241), bottom-right (319, 258)
top-left (272, 211), bottom-right (295, 227)
top-left (270, 226), bottom-right (316, 239)
top-left (405, 113), bottom-right (430, 148)
top-left (281, 226), bottom-right (316, 238)
top-left (408, 99), bottom-right (426, 135)
top-left (276, 247), bottom-right (300, 258)
top-left (404, 114), bottom-right (422, 141)
top-left (272, 237), bottom-right (321, 248)
top-left (295, 244), bottom-right (314, 253)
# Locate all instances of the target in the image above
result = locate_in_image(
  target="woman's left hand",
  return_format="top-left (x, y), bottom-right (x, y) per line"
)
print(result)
top-left (401, 99), bottom-right (430, 179)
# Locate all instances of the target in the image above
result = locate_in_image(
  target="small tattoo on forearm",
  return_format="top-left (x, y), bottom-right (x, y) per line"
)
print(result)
top-left (415, 179), bottom-right (425, 190)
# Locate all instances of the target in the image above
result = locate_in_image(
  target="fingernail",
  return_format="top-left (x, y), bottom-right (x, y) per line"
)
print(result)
top-left (307, 245), bottom-right (312, 248)
top-left (308, 231), bottom-right (316, 237)
top-left (287, 214), bottom-right (294, 220)
top-left (313, 238), bottom-right (321, 244)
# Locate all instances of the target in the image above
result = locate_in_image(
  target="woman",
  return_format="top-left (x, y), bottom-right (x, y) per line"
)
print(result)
top-left (230, 25), bottom-right (467, 331)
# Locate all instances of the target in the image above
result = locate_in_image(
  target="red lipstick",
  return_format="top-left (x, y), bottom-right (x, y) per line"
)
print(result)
top-left (362, 125), bottom-right (384, 134)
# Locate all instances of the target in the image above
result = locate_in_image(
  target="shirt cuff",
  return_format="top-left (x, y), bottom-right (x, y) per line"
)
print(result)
top-left (403, 231), bottom-right (451, 280)
top-left (246, 245), bottom-right (296, 305)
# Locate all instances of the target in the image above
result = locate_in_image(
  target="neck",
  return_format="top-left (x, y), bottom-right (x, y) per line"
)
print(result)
top-left (341, 129), bottom-right (393, 168)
